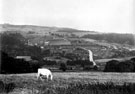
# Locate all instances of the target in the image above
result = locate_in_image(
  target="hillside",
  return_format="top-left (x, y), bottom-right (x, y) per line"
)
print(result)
top-left (1, 24), bottom-right (135, 65)
top-left (82, 33), bottom-right (135, 46)
top-left (0, 24), bottom-right (98, 37)
top-left (0, 72), bottom-right (135, 94)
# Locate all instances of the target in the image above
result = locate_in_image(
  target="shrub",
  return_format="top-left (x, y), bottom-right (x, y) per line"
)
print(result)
top-left (93, 65), bottom-right (98, 70)
top-left (59, 63), bottom-right (67, 72)
top-left (131, 57), bottom-right (135, 62)
top-left (130, 58), bottom-right (135, 72)
top-left (104, 60), bottom-right (119, 72)
top-left (83, 66), bottom-right (92, 70)
top-left (67, 66), bottom-right (73, 70)
top-left (118, 60), bottom-right (134, 72)
top-left (83, 65), bottom-right (98, 71)
top-left (104, 59), bottom-right (135, 72)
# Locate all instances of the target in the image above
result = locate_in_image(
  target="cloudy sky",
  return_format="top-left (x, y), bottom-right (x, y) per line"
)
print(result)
top-left (0, 0), bottom-right (134, 33)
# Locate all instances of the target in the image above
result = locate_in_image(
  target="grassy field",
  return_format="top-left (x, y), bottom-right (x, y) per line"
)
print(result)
top-left (0, 72), bottom-right (135, 94)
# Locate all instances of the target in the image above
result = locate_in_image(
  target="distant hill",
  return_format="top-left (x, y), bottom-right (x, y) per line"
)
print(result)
top-left (0, 24), bottom-right (98, 37)
top-left (1, 24), bottom-right (134, 46)
top-left (0, 24), bottom-right (59, 35)
top-left (82, 33), bottom-right (135, 46)
top-left (1, 25), bottom-right (135, 60)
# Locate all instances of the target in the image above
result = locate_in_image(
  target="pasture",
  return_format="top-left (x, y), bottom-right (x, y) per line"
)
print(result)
top-left (0, 72), bottom-right (135, 94)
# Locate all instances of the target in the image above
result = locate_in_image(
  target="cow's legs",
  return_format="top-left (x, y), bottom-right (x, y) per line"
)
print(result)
top-left (37, 73), bottom-right (40, 80)
top-left (50, 75), bottom-right (53, 80)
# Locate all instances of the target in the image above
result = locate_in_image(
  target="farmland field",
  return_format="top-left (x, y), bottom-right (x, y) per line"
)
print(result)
top-left (0, 72), bottom-right (135, 94)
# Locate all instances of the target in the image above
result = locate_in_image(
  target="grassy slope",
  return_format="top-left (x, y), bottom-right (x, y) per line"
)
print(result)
top-left (1, 72), bottom-right (135, 83)
top-left (0, 72), bottom-right (135, 94)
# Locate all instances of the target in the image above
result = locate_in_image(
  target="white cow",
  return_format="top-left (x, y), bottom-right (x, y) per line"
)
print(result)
top-left (37, 68), bottom-right (53, 81)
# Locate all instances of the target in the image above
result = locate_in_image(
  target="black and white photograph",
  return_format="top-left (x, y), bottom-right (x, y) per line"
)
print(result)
top-left (0, 0), bottom-right (135, 94)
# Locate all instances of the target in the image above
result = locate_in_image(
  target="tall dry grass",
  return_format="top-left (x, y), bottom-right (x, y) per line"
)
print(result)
top-left (0, 75), bottom-right (135, 94)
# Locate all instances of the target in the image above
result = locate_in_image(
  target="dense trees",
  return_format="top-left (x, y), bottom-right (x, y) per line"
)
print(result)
top-left (1, 33), bottom-right (43, 60)
top-left (1, 51), bottom-right (31, 73)
top-left (104, 60), bottom-right (120, 72)
top-left (67, 60), bottom-right (93, 66)
top-left (82, 33), bottom-right (135, 45)
top-left (104, 59), bottom-right (135, 72)
top-left (1, 33), bottom-right (25, 46)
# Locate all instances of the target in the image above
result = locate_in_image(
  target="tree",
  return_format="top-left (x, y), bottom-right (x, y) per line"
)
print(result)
top-left (59, 63), bottom-right (67, 72)
top-left (104, 60), bottom-right (119, 72)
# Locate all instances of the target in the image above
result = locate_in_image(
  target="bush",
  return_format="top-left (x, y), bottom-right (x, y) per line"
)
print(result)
top-left (83, 66), bottom-right (92, 70)
top-left (59, 63), bottom-right (67, 72)
top-left (67, 66), bottom-right (73, 70)
top-left (104, 60), bottom-right (119, 72)
top-left (83, 65), bottom-right (98, 71)
top-left (131, 57), bottom-right (135, 62)
top-left (93, 65), bottom-right (98, 70)
top-left (104, 59), bottom-right (135, 72)
top-left (130, 58), bottom-right (135, 72)
top-left (118, 60), bottom-right (134, 72)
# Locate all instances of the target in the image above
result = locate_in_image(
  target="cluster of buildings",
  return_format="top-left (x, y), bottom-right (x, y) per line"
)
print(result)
top-left (27, 37), bottom-right (71, 47)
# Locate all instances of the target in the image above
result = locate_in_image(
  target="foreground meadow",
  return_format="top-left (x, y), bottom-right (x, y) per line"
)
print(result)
top-left (0, 72), bottom-right (135, 94)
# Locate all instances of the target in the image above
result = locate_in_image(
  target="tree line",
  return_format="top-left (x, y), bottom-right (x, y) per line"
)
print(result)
top-left (82, 33), bottom-right (135, 45)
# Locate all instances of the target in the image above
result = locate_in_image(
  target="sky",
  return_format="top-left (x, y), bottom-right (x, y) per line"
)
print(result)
top-left (0, 0), bottom-right (134, 33)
